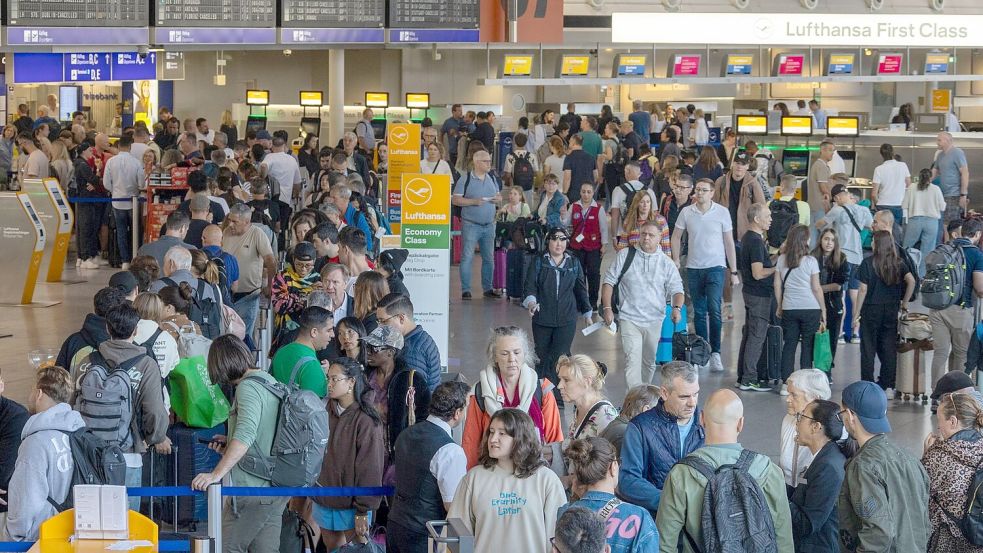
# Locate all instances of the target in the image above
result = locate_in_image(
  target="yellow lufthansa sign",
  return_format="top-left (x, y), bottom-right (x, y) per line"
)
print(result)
top-left (561, 55), bottom-right (590, 76)
top-left (387, 123), bottom-right (422, 234)
top-left (826, 116), bottom-right (860, 137)
top-left (245, 89), bottom-right (269, 105)
top-left (405, 93), bottom-right (430, 109)
top-left (736, 115), bottom-right (767, 134)
top-left (401, 174), bottom-right (451, 249)
top-left (931, 89), bottom-right (951, 113)
top-left (365, 92), bottom-right (390, 108)
top-left (504, 55), bottom-right (533, 76)
top-left (299, 91), bottom-right (323, 106)
top-left (781, 116), bottom-right (813, 136)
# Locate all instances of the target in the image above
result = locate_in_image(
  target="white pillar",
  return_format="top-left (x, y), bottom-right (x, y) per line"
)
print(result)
top-left (328, 49), bottom-right (345, 146)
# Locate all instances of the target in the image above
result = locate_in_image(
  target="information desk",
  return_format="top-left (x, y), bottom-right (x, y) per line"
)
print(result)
top-left (28, 509), bottom-right (158, 553)
top-left (0, 192), bottom-right (45, 306)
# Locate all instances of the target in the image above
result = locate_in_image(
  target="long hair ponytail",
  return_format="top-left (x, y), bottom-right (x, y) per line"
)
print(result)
top-left (331, 357), bottom-right (382, 426)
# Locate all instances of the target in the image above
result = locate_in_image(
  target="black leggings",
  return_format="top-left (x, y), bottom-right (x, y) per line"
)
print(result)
top-left (570, 248), bottom-right (601, 308)
top-left (532, 322), bottom-right (577, 390)
top-left (780, 309), bottom-right (821, 380)
top-left (860, 303), bottom-right (899, 389)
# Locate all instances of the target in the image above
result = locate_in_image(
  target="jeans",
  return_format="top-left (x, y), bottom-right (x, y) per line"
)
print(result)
top-left (620, 318), bottom-right (662, 388)
top-left (233, 290), bottom-right (261, 348)
top-left (532, 322), bottom-right (577, 392)
top-left (930, 306), bottom-right (974, 384)
top-left (688, 266), bottom-right (725, 353)
top-left (738, 293), bottom-right (773, 384)
top-left (903, 216), bottom-right (939, 276)
top-left (125, 465), bottom-right (142, 511)
top-left (77, 202), bottom-right (103, 260)
top-left (113, 207), bottom-right (139, 263)
top-left (571, 248), bottom-right (602, 307)
top-left (460, 221), bottom-right (496, 294)
top-left (860, 302), bottom-right (900, 389)
top-left (779, 309), bottom-right (821, 380)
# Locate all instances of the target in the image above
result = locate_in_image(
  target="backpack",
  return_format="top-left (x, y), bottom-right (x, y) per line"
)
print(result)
top-left (617, 182), bottom-right (644, 214)
top-left (603, 140), bottom-right (629, 187)
top-left (678, 449), bottom-right (779, 553)
top-left (46, 428), bottom-right (127, 512)
top-left (638, 154), bottom-right (656, 185)
top-left (937, 458), bottom-right (983, 545)
top-left (900, 245), bottom-right (922, 302)
top-left (139, 327), bottom-right (164, 365)
top-left (922, 242), bottom-right (968, 310)
top-left (510, 217), bottom-right (546, 254)
top-left (767, 200), bottom-right (799, 249)
top-left (451, 172), bottom-right (472, 220)
top-left (611, 247), bottom-right (636, 315)
top-left (163, 277), bottom-right (223, 340)
top-left (239, 360), bottom-right (329, 487)
top-left (202, 249), bottom-right (233, 305)
top-left (474, 378), bottom-right (543, 414)
top-left (510, 151), bottom-right (535, 191)
top-left (74, 351), bottom-right (140, 450)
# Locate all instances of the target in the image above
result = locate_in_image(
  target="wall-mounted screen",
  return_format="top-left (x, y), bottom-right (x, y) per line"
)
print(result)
top-left (924, 53), bottom-right (949, 74)
top-left (826, 116), bottom-right (860, 137)
top-left (299, 91), bottom-right (323, 106)
top-left (724, 55), bottom-right (754, 76)
top-left (246, 90), bottom-right (270, 106)
top-left (735, 115), bottom-right (768, 135)
top-left (781, 116), bottom-right (813, 136)
top-left (876, 53), bottom-right (903, 75)
top-left (776, 54), bottom-right (805, 76)
top-left (503, 55), bottom-right (533, 77)
top-left (671, 55), bottom-right (701, 77)
top-left (365, 92), bottom-right (389, 108)
top-left (827, 53), bottom-right (856, 75)
top-left (616, 54), bottom-right (647, 77)
top-left (560, 55), bottom-right (590, 76)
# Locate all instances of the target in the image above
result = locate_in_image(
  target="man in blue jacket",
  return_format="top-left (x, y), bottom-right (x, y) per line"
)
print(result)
top-left (377, 292), bottom-right (443, 391)
top-left (618, 360), bottom-right (705, 515)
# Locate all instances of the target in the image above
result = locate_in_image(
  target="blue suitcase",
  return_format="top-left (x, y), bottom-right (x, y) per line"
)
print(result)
top-left (150, 422), bottom-right (225, 529)
top-left (506, 249), bottom-right (528, 301)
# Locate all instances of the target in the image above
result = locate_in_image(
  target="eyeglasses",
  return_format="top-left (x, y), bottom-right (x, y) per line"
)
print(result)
top-left (327, 375), bottom-right (352, 383)
top-left (378, 313), bottom-right (400, 325)
top-left (795, 412), bottom-right (820, 424)
top-left (366, 345), bottom-right (387, 355)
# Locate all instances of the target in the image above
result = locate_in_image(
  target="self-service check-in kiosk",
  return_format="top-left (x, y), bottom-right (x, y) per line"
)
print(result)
top-left (0, 192), bottom-right (46, 305)
top-left (22, 178), bottom-right (75, 284)
top-left (780, 117), bottom-right (814, 201)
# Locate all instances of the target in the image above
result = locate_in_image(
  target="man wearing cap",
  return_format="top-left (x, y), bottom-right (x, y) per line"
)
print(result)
top-left (270, 306), bottom-right (332, 398)
top-left (838, 381), bottom-right (929, 552)
top-left (74, 140), bottom-right (109, 270)
top-left (137, 210), bottom-right (197, 269)
top-left (110, 271), bottom-right (139, 301)
top-left (816, 178), bottom-right (871, 341)
top-left (714, 151), bottom-right (764, 241)
top-left (931, 372), bottom-right (983, 418)
top-left (603, 220), bottom-right (685, 388)
top-left (363, 326), bottom-right (432, 453)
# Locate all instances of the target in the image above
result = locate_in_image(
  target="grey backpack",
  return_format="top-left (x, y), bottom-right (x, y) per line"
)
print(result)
top-left (922, 242), bottom-right (967, 310)
top-left (678, 449), bottom-right (778, 553)
top-left (239, 357), bottom-right (330, 487)
top-left (74, 351), bottom-right (138, 451)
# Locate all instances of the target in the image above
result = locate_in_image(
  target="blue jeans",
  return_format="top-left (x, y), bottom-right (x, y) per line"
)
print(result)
top-left (233, 291), bottom-right (261, 348)
top-left (460, 220), bottom-right (496, 294)
top-left (688, 266), bottom-right (725, 353)
top-left (113, 207), bottom-right (139, 263)
top-left (903, 216), bottom-right (938, 276)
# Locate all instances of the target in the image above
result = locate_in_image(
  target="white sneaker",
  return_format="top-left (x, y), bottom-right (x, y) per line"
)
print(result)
top-left (779, 383), bottom-right (789, 396)
top-left (838, 335), bottom-right (846, 344)
top-left (849, 336), bottom-right (861, 344)
top-left (709, 352), bottom-right (724, 373)
top-left (76, 258), bottom-right (82, 268)
top-left (885, 387), bottom-right (896, 400)
top-left (96, 256), bottom-right (109, 266)
top-left (121, 262), bottom-right (130, 270)
top-left (80, 259), bottom-right (101, 270)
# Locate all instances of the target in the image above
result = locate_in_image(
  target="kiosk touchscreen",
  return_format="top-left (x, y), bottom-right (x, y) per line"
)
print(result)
top-left (503, 55), bottom-right (534, 77)
top-left (722, 54), bottom-right (754, 76)
top-left (614, 54), bottom-right (647, 77)
top-left (558, 55), bottom-right (591, 77)
top-left (300, 117), bottom-right (321, 137)
top-left (246, 115), bottom-right (267, 132)
top-left (668, 54), bottom-right (701, 77)
top-left (0, 192), bottom-right (46, 305)
top-left (924, 53), bottom-right (950, 75)
top-left (781, 150), bottom-right (811, 179)
top-left (873, 53), bottom-right (904, 76)
top-left (774, 53), bottom-right (806, 77)
top-left (21, 178), bottom-right (62, 287)
top-left (826, 53), bottom-right (856, 76)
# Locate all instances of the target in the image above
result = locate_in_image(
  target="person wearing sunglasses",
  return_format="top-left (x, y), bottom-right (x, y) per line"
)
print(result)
top-left (362, 325), bottom-right (431, 478)
top-left (789, 399), bottom-right (846, 552)
top-left (522, 227), bottom-right (592, 409)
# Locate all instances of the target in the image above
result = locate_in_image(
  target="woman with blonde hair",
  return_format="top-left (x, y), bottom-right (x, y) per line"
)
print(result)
top-left (220, 109), bottom-right (238, 145)
top-left (132, 291), bottom-right (179, 408)
top-left (353, 271), bottom-right (389, 334)
top-left (653, 154), bottom-right (679, 204)
top-left (616, 192), bottom-right (670, 253)
top-left (48, 139), bottom-right (73, 186)
top-left (556, 355), bottom-right (618, 441)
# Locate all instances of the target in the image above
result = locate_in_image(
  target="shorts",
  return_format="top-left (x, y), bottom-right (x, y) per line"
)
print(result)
top-left (311, 503), bottom-right (374, 532)
top-left (846, 262), bottom-right (860, 291)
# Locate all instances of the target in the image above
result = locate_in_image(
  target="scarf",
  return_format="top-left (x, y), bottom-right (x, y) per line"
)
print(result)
top-left (478, 364), bottom-right (546, 441)
top-left (273, 266), bottom-right (321, 332)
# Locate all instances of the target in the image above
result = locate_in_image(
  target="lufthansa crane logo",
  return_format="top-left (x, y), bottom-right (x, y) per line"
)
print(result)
top-left (403, 178), bottom-right (433, 207)
top-left (390, 127), bottom-right (409, 146)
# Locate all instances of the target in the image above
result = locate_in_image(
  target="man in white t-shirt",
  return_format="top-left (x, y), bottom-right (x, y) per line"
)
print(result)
top-left (824, 138), bottom-right (847, 175)
top-left (608, 162), bottom-right (657, 249)
top-left (871, 143), bottom-right (911, 224)
top-left (260, 137), bottom-right (302, 200)
top-left (17, 132), bottom-right (49, 179)
top-left (671, 177), bottom-right (740, 373)
top-left (195, 118), bottom-right (215, 145)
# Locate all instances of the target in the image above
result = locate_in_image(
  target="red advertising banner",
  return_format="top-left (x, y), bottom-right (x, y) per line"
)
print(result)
top-left (480, 0), bottom-right (564, 43)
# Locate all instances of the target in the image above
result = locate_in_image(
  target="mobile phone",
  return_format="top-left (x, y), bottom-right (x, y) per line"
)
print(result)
top-left (197, 436), bottom-right (226, 445)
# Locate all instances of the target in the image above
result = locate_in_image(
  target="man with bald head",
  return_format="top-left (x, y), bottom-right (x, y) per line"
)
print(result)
top-left (655, 390), bottom-right (793, 552)
top-left (201, 224), bottom-right (239, 293)
top-left (933, 131), bottom-right (969, 225)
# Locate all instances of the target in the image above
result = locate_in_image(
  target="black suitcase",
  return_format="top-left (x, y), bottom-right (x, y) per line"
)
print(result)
top-left (506, 249), bottom-right (527, 300)
top-left (765, 324), bottom-right (783, 381)
top-left (149, 422), bottom-right (225, 530)
top-left (107, 212), bottom-right (122, 268)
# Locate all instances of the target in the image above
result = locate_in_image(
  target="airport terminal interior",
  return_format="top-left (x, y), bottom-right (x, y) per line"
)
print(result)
top-left (4, 0), bottom-right (983, 550)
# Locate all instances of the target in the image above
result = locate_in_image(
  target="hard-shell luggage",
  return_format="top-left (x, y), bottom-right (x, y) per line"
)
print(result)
top-left (149, 422), bottom-right (225, 529)
top-left (506, 249), bottom-right (527, 301)
top-left (493, 249), bottom-right (507, 292)
top-left (897, 339), bottom-right (933, 403)
top-left (657, 305), bottom-right (688, 363)
top-left (765, 324), bottom-right (783, 381)
top-left (452, 216), bottom-right (463, 265)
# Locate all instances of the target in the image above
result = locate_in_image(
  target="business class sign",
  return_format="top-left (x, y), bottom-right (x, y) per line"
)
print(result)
top-left (613, 13), bottom-right (983, 47)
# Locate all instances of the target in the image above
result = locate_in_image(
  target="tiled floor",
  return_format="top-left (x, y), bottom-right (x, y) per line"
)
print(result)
top-left (6, 257), bottom-right (936, 461)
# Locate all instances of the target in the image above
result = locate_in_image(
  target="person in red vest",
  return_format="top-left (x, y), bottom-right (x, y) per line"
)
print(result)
top-left (565, 181), bottom-right (608, 308)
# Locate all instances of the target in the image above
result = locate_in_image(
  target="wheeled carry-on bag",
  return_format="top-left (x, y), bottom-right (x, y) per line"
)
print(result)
top-left (493, 249), bottom-right (507, 292)
top-left (897, 339), bottom-right (933, 403)
top-left (657, 305), bottom-right (687, 363)
top-left (765, 324), bottom-right (783, 382)
top-left (149, 422), bottom-right (226, 529)
top-left (506, 249), bottom-right (527, 301)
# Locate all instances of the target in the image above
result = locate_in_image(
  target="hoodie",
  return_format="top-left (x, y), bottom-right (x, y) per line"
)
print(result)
top-left (95, 340), bottom-right (169, 455)
top-left (5, 404), bottom-right (85, 542)
top-left (55, 313), bottom-right (110, 372)
top-left (379, 248), bottom-right (410, 298)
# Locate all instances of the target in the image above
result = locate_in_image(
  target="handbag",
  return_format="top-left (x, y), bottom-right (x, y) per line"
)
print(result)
top-left (222, 304), bottom-right (246, 339)
top-left (672, 332), bottom-right (711, 367)
top-left (899, 312), bottom-right (932, 341)
top-left (813, 329), bottom-right (833, 373)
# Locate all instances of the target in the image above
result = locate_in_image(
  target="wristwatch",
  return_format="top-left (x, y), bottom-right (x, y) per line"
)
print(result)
top-left (730, 271), bottom-right (739, 275)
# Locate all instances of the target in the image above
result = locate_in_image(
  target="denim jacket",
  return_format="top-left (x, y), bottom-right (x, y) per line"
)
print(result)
top-left (558, 491), bottom-right (659, 553)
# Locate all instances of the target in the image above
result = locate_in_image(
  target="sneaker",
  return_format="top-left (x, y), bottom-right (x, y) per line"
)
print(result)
top-left (779, 383), bottom-right (789, 396)
top-left (96, 256), bottom-right (109, 266)
top-left (849, 336), bottom-right (861, 344)
top-left (483, 289), bottom-right (503, 299)
top-left (885, 387), bottom-right (896, 400)
top-left (735, 381), bottom-right (745, 389)
top-left (121, 262), bottom-right (130, 270)
top-left (462, 291), bottom-right (472, 300)
top-left (838, 335), bottom-right (846, 344)
top-left (709, 353), bottom-right (724, 373)
top-left (80, 259), bottom-right (101, 270)
top-left (76, 258), bottom-right (82, 268)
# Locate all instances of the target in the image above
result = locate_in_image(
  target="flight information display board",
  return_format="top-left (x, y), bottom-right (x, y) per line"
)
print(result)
top-left (389, 0), bottom-right (478, 29)
top-left (8, 0), bottom-right (148, 26)
top-left (156, 0), bottom-right (274, 26)
top-left (282, 0), bottom-right (384, 27)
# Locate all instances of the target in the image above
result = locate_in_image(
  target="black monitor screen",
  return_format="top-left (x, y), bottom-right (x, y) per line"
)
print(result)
top-left (370, 119), bottom-right (387, 141)
top-left (782, 151), bottom-right (810, 177)
top-left (246, 116), bottom-right (267, 132)
top-left (300, 117), bottom-right (320, 137)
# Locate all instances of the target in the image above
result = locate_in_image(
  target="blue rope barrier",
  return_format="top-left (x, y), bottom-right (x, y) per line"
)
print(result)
top-left (0, 543), bottom-right (30, 552)
top-left (127, 485), bottom-right (394, 497)
top-left (0, 541), bottom-right (189, 552)
top-left (128, 486), bottom-right (201, 497)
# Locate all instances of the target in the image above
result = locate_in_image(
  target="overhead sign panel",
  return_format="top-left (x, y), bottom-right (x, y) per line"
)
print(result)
top-left (156, 0), bottom-right (275, 44)
top-left (613, 13), bottom-right (983, 47)
top-left (280, 0), bottom-right (384, 44)
top-left (300, 91), bottom-right (323, 106)
top-left (781, 116), bottom-right (813, 136)
top-left (246, 89), bottom-right (270, 106)
top-left (405, 93), bottom-right (430, 109)
top-left (8, 0), bottom-right (148, 26)
top-left (13, 52), bottom-right (158, 84)
top-left (389, 0), bottom-right (478, 30)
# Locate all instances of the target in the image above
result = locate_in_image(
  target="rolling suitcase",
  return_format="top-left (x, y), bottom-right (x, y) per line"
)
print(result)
top-left (657, 305), bottom-right (687, 363)
top-left (493, 249), bottom-right (507, 292)
top-left (765, 324), bottom-right (783, 382)
top-left (151, 422), bottom-right (226, 529)
top-left (452, 216), bottom-right (463, 265)
top-left (506, 249), bottom-right (527, 301)
top-left (897, 339), bottom-right (933, 403)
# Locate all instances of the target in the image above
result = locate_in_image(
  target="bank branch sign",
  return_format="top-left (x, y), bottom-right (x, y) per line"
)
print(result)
top-left (613, 13), bottom-right (983, 47)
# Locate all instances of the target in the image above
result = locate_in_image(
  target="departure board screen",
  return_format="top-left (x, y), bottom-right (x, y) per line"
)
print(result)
top-left (282, 0), bottom-right (384, 27)
top-left (389, 0), bottom-right (478, 29)
top-left (8, 0), bottom-right (148, 26)
top-left (156, 0), bottom-right (274, 27)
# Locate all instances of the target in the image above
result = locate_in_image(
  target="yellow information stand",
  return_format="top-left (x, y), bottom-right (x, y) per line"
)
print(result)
top-left (21, 178), bottom-right (76, 283)
top-left (0, 192), bottom-right (47, 305)
top-left (387, 123), bottom-right (422, 235)
top-left (28, 509), bottom-right (158, 553)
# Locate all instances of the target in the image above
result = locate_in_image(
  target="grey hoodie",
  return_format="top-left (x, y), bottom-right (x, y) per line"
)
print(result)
top-left (5, 403), bottom-right (85, 541)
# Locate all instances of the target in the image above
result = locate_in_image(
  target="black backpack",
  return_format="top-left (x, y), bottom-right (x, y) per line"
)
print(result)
top-left (163, 277), bottom-right (223, 339)
top-left (767, 200), bottom-right (799, 249)
top-left (511, 151), bottom-right (535, 191)
top-left (203, 249), bottom-right (233, 305)
top-left (47, 428), bottom-right (127, 512)
top-left (603, 140), bottom-right (628, 187)
top-left (618, 182), bottom-right (644, 214)
top-left (611, 247), bottom-right (636, 315)
top-left (937, 458), bottom-right (983, 545)
top-left (451, 172), bottom-right (472, 220)
top-left (510, 217), bottom-right (546, 254)
top-left (678, 449), bottom-right (779, 553)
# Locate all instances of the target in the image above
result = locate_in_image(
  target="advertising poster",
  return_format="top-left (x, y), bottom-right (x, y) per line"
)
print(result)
top-left (387, 123), bottom-right (422, 234)
top-left (400, 173), bottom-right (451, 369)
top-left (133, 79), bottom-right (158, 128)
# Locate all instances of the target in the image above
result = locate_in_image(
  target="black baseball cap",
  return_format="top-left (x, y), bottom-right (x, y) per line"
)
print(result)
top-left (292, 242), bottom-right (317, 263)
top-left (733, 152), bottom-right (751, 165)
top-left (830, 183), bottom-right (850, 198)
top-left (108, 271), bottom-right (138, 295)
top-left (931, 371), bottom-right (975, 400)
